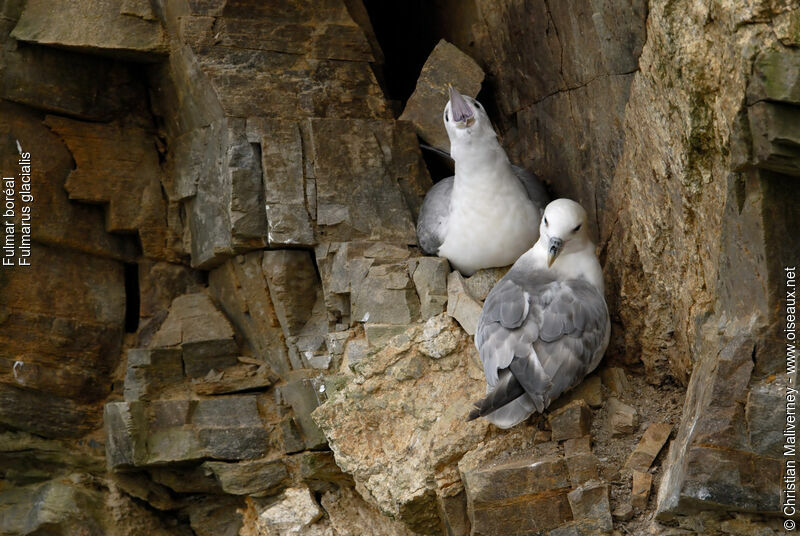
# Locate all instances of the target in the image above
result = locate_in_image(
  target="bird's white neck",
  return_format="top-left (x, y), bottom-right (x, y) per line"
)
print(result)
top-left (517, 239), bottom-right (604, 294)
top-left (452, 135), bottom-right (513, 187)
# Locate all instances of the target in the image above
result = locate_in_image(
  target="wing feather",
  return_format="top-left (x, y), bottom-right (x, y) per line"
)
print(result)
top-left (416, 177), bottom-right (453, 254)
top-left (472, 273), bottom-right (609, 427)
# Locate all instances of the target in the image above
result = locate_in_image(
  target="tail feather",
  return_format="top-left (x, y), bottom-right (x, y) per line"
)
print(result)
top-left (466, 369), bottom-right (525, 421)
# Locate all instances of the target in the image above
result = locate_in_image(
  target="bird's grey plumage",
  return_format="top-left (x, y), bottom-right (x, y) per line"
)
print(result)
top-left (467, 198), bottom-right (609, 428)
top-left (416, 176), bottom-right (453, 255)
top-left (511, 165), bottom-right (549, 213)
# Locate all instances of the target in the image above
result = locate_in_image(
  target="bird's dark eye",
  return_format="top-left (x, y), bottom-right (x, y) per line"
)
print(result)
top-left (445, 112), bottom-right (449, 121)
top-left (572, 223), bottom-right (582, 233)
top-left (544, 217), bottom-right (549, 226)
top-left (476, 102), bottom-right (482, 110)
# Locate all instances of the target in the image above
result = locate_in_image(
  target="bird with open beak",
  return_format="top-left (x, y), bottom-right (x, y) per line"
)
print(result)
top-left (416, 86), bottom-right (549, 276)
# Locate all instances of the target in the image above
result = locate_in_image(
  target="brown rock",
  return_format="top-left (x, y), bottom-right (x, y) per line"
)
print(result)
top-left (607, 397), bottom-right (638, 436)
top-left (625, 423), bottom-right (672, 472)
top-left (599, 367), bottom-right (630, 395)
top-left (631, 470), bottom-right (653, 510)
top-left (552, 375), bottom-right (604, 410)
top-left (612, 503), bottom-right (634, 521)
top-left (209, 253), bottom-right (293, 375)
top-left (150, 293), bottom-right (239, 378)
top-left (44, 116), bottom-right (168, 258)
top-left (0, 101), bottom-right (136, 260)
top-left (534, 429), bottom-right (553, 444)
top-left (446, 270), bottom-right (483, 336)
top-left (411, 256), bottom-right (450, 321)
top-left (202, 458), bottom-right (290, 497)
top-left (463, 456), bottom-right (572, 535)
top-left (566, 453), bottom-right (601, 487)
top-left (192, 362), bottom-right (280, 396)
top-left (567, 481), bottom-right (612, 532)
top-left (549, 400), bottom-right (592, 442)
top-left (312, 320), bottom-right (485, 533)
top-left (399, 39), bottom-right (484, 150)
top-left (309, 119), bottom-right (428, 243)
top-left (321, 487), bottom-right (416, 536)
top-left (564, 436), bottom-right (592, 457)
top-left (245, 118), bottom-right (314, 247)
top-left (11, 0), bottom-right (167, 60)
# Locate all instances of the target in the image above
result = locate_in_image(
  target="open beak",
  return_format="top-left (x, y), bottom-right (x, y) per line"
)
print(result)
top-left (448, 85), bottom-right (475, 128)
top-left (547, 237), bottom-right (563, 268)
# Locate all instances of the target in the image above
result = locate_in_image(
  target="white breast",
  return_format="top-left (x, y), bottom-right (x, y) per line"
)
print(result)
top-left (438, 169), bottom-right (540, 275)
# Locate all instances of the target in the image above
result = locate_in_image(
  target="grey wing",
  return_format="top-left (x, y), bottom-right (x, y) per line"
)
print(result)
top-left (511, 165), bottom-right (549, 213)
top-left (529, 279), bottom-right (609, 405)
top-left (475, 276), bottom-right (609, 423)
top-left (416, 176), bottom-right (453, 255)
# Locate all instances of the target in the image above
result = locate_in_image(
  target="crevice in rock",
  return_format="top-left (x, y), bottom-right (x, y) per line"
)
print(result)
top-left (362, 1), bottom-right (440, 106)
top-left (124, 262), bottom-right (140, 333)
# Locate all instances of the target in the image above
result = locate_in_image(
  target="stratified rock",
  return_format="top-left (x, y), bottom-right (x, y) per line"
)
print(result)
top-left (399, 39), bottom-right (484, 150)
top-left (246, 118), bottom-right (314, 246)
top-left (747, 47), bottom-right (800, 105)
top-left (192, 362), bottom-right (280, 396)
top-left (150, 293), bottom-right (239, 377)
top-left (0, 479), bottom-right (106, 535)
top-left (549, 400), bottom-right (592, 442)
top-left (312, 320), bottom-right (486, 534)
top-left (746, 101), bottom-right (800, 176)
top-left (138, 261), bottom-right (204, 319)
top-left (262, 249), bottom-right (329, 368)
top-left (279, 373), bottom-right (328, 450)
top-left (745, 379), bottom-right (786, 458)
top-left (352, 263), bottom-right (421, 343)
top-left (202, 459), bottom-right (289, 497)
top-left (657, 337), bottom-right (781, 518)
top-left (309, 119), bottom-right (428, 243)
top-left (446, 271), bottom-right (483, 336)
top-left (209, 253), bottom-right (294, 375)
top-left (631, 470), bottom-right (653, 510)
top-left (44, 116), bottom-right (172, 260)
top-left (625, 423), bottom-right (672, 472)
top-left (106, 396), bottom-right (270, 469)
top-left (607, 398), bottom-right (638, 437)
top-left (0, 243), bottom-right (124, 438)
top-left (410, 256), bottom-right (450, 321)
top-left (295, 451), bottom-right (354, 493)
top-left (124, 348), bottom-right (183, 402)
top-left (321, 487), bottom-right (416, 536)
top-left (567, 482), bottom-right (612, 532)
top-left (177, 119), bottom-right (267, 268)
top-left (1, 41), bottom-right (145, 121)
top-left (0, 101), bottom-right (136, 259)
top-left (566, 452), bottom-right (600, 488)
top-left (463, 456), bottom-right (572, 535)
top-left (11, 0), bottom-right (167, 61)
top-left (186, 495), bottom-right (245, 536)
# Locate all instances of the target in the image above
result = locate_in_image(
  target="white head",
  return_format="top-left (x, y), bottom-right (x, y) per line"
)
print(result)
top-left (443, 86), bottom-right (497, 156)
top-left (538, 199), bottom-right (591, 267)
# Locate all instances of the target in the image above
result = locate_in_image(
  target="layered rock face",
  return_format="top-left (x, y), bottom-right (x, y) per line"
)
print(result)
top-left (0, 1), bottom-right (798, 536)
